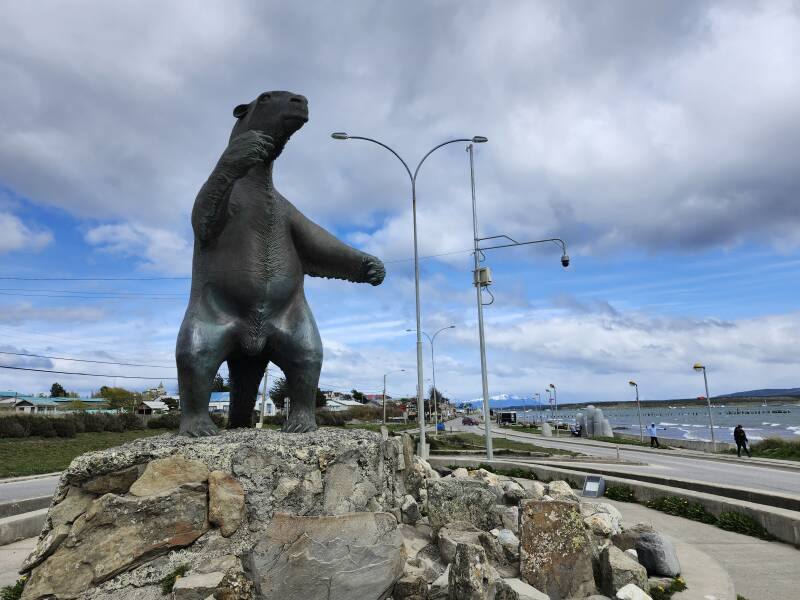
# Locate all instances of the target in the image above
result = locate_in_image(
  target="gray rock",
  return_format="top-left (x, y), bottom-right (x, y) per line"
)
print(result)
top-left (399, 523), bottom-right (433, 561)
top-left (494, 577), bottom-right (550, 600)
top-left (635, 531), bottom-right (680, 577)
top-left (49, 486), bottom-right (95, 528)
top-left (402, 494), bottom-right (421, 525)
top-left (438, 521), bottom-right (483, 564)
top-left (451, 467), bottom-right (470, 479)
top-left (428, 565), bottom-right (450, 599)
top-left (129, 454), bottom-right (209, 496)
top-left (612, 524), bottom-right (655, 552)
top-left (545, 480), bottom-right (579, 503)
top-left (448, 542), bottom-right (497, 600)
top-left (600, 546), bottom-right (648, 596)
top-left (491, 528), bottom-right (520, 562)
top-left (500, 506), bottom-right (519, 534)
top-left (615, 583), bottom-right (652, 599)
top-left (502, 480), bottom-right (528, 505)
top-left (172, 570), bottom-right (225, 599)
top-left (581, 502), bottom-right (624, 537)
top-left (81, 465), bottom-right (142, 495)
top-left (541, 423), bottom-right (552, 437)
top-left (393, 573), bottom-right (428, 599)
top-left (208, 470), bottom-right (245, 537)
top-left (519, 500), bottom-right (596, 599)
top-left (427, 479), bottom-right (501, 532)
top-left (250, 511), bottom-right (403, 599)
top-left (513, 479), bottom-right (546, 500)
top-left (22, 485), bottom-right (208, 599)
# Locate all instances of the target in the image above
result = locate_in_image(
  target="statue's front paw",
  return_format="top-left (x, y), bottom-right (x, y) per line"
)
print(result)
top-left (362, 256), bottom-right (385, 286)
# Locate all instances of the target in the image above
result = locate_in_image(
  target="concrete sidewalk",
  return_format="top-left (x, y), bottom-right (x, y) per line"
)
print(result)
top-left (603, 498), bottom-right (800, 600)
top-left (0, 537), bottom-right (34, 588)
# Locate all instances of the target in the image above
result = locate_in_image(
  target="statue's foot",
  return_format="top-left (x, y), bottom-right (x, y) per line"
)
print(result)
top-left (179, 413), bottom-right (220, 437)
top-left (282, 410), bottom-right (318, 433)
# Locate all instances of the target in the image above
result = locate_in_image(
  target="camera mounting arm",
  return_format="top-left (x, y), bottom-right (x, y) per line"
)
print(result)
top-left (476, 235), bottom-right (570, 267)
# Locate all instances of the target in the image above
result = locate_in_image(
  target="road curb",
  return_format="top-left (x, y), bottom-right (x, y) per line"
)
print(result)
top-left (0, 509), bottom-right (46, 547)
top-left (0, 473), bottom-right (62, 484)
top-left (0, 497), bottom-right (51, 519)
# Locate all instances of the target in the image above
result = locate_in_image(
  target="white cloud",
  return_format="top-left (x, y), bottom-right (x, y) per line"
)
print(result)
top-left (0, 211), bottom-right (52, 254)
top-left (84, 223), bottom-right (192, 275)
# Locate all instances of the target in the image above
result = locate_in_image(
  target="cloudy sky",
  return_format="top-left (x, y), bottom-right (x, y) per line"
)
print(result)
top-left (1, 1), bottom-right (799, 404)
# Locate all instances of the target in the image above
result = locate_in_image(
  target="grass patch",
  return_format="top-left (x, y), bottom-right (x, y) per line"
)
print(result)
top-left (430, 432), bottom-right (578, 456)
top-left (728, 437), bottom-right (800, 461)
top-left (649, 577), bottom-right (687, 600)
top-left (645, 496), bottom-right (717, 524)
top-left (594, 435), bottom-right (672, 449)
top-left (160, 564), bottom-right (189, 595)
top-left (1, 576), bottom-right (26, 600)
top-left (605, 484), bottom-right (637, 502)
top-left (717, 511), bottom-right (774, 540)
top-left (0, 429), bottom-right (169, 478)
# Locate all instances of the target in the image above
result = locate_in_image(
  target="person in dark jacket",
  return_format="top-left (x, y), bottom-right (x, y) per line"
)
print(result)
top-left (733, 424), bottom-right (751, 457)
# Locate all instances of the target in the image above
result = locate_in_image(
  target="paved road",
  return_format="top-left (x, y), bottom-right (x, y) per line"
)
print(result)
top-left (0, 476), bottom-right (60, 503)
top-left (457, 423), bottom-right (800, 497)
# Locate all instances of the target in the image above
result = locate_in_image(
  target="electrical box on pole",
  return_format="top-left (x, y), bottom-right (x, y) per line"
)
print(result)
top-left (473, 266), bottom-right (493, 287)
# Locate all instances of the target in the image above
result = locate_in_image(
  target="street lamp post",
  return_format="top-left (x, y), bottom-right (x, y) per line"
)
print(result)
top-left (406, 325), bottom-right (455, 434)
top-left (333, 132), bottom-right (487, 458)
top-left (382, 369), bottom-right (406, 425)
top-left (549, 383), bottom-right (558, 437)
top-left (628, 380), bottom-right (644, 443)
top-left (534, 392), bottom-right (541, 425)
top-left (693, 363), bottom-right (717, 452)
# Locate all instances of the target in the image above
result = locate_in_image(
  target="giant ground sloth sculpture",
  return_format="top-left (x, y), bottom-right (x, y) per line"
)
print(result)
top-left (176, 91), bottom-right (385, 436)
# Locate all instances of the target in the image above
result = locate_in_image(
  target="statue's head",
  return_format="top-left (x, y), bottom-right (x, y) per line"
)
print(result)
top-left (230, 91), bottom-right (308, 158)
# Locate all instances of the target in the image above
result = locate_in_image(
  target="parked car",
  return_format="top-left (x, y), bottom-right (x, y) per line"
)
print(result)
top-left (462, 416), bottom-right (479, 426)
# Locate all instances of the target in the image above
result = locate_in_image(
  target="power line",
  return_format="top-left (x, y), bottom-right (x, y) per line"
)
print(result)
top-left (0, 364), bottom-right (177, 380)
top-left (0, 350), bottom-right (175, 369)
top-left (0, 249), bottom-right (476, 282)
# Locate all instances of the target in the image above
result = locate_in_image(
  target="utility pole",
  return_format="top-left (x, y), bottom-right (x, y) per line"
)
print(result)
top-left (259, 363), bottom-right (270, 427)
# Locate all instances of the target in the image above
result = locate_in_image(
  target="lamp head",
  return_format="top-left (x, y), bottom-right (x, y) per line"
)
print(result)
top-left (472, 136), bottom-right (488, 143)
top-left (331, 132), bottom-right (349, 140)
top-left (549, 383), bottom-right (555, 389)
top-left (628, 380), bottom-right (637, 387)
top-left (561, 254), bottom-right (570, 268)
top-left (693, 362), bottom-right (705, 372)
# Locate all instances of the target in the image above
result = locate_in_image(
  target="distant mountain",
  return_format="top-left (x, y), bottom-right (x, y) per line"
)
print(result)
top-left (459, 394), bottom-right (546, 410)
top-left (717, 388), bottom-right (800, 398)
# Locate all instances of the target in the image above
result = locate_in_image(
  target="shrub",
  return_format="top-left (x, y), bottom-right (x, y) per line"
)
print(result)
top-left (79, 412), bottom-right (106, 433)
top-left (52, 418), bottom-right (77, 438)
top-left (262, 415), bottom-right (285, 427)
top-left (210, 413), bottom-right (227, 428)
top-left (605, 485), bottom-right (637, 502)
top-left (147, 412), bottom-right (181, 430)
top-left (645, 496), bottom-right (716, 524)
top-left (315, 410), bottom-right (346, 427)
top-left (101, 414), bottom-right (125, 432)
top-left (28, 416), bottom-right (56, 438)
top-left (1, 576), bottom-right (26, 600)
top-left (160, 564), bottom-right (188, 595)
top-left (118, 412), bottom-right (143, 430)
top-left (0, 418), bottom-right (28, 439)
top-left (717, 511), bottom-right (773, 540)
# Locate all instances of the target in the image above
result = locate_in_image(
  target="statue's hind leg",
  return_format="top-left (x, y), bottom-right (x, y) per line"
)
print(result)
top-left (227, 352), bottom-right (268, 429)
top-left (270, 296), bottom-right (322, 433)
top-left (176, 310), bottom-right (237, 436)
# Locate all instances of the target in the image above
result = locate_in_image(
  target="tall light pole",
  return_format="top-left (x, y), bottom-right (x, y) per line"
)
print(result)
top-left (382, 368), bottom-right (406, 425)
top-left (406, 325), bottom-right (455, 433)
top-left (693, 362), bottom-right (717, 452)
top-left (628, 380), bottom-right (644, 443)
top-left (534, 392), bottom-right (541, 425)
top-left (549, 383), bottom-right (558, 437)
top-left (333, 133), bottom-right (487, 458)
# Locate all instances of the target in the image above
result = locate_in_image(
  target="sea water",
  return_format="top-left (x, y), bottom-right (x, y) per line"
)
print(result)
top-left (514, 403), bottom-right (800, 443)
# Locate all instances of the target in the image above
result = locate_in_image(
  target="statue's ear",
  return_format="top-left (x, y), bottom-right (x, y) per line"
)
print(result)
top-left (233, 104), bottom-right (249, 118)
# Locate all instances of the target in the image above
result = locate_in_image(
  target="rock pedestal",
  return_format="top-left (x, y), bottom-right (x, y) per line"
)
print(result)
top-left (19, 428), bottom-right (409, 599)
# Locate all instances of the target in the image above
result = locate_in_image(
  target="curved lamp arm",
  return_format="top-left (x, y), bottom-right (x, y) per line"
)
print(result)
top-left (335, 135), bottom-right (414, 182)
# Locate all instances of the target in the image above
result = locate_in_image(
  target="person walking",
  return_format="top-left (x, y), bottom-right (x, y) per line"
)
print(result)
top-left (733, 424), bottom-right (751, 457)
top-left (647, 422), bottom-right (660, 448)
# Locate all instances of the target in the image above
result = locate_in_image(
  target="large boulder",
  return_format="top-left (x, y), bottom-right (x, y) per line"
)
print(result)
top-left (448, 543), bottom-right (498, 600)
top-left (600, 546), bottom-right (648, 596)
top-left (494, 577), bottom-right (550, 600)
top-left (633, 531), bottom-right (680, 577)
top-left (519, 500), bottom-right (596, 599)
top-left (427, 479), bottom-right (501, 532)
top-left (615, 583), bottom-right (652, 599)
top-left (581, 503), bottom-right (624, 538)
top-left (22, 484), bottom-right (209, 599)
top-left (20, 428), bottom-right (415, 599)
top-left (545, 481), bottom-right (579, 503)
top-left (249, 511), bottom-right (404, 599)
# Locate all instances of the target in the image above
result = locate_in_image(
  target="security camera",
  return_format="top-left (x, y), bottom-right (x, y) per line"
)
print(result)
top-left (561, 254), bottom-right (570, 268)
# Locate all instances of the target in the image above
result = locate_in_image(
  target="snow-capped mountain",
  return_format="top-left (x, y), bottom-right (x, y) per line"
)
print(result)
top-left (459, 394), bottom-right (547, 410)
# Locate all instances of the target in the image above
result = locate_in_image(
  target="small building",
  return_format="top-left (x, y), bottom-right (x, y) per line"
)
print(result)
top-left (14, 397), bottom-right (59, 414)
top-left (324, 398), bottom-right (363, 412)
top-left (136, 400), bottom-right (168, 415)
top-left (208, 392), bottom-right (275, 416)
